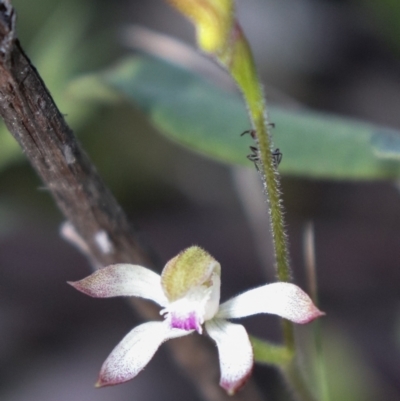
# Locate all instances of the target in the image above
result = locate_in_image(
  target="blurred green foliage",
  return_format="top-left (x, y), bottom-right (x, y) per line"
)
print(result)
top-left (0, 0), bottom-right (105, 174)
top-left (312, 326), bottom-right (380, 401)
top-left (71, 54), bottom-right (400, 180)
top-left (357, 0), bottom-right (400, 53)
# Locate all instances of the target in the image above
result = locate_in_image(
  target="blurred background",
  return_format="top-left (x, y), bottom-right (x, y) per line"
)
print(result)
top-left (1, 0), bottom-right (400, 400)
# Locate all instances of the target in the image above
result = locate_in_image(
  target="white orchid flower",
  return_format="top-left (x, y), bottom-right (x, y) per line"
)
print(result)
top-left (69, 246), bottom-right (323, 394)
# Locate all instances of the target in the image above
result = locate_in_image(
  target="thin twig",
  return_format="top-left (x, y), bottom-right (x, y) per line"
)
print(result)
top-left (303, 222), bottom-right (317, 304)
top-left (303, 222), bottom-right (330, 401)
top-left (0, 2), bottom-right (264, 400)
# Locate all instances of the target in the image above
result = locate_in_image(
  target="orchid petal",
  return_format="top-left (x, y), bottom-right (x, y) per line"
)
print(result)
top-left (68, 264), bottom-right (168, 306)
top-left (206, 319), bottom-right (253, 395)
top-left (96, 321), bottom-right (190, 387)
top-left (217, 282), bottom-right (324, 324)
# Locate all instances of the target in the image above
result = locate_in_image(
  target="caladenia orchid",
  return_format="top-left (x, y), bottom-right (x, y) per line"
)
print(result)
top-left (69, 246), bottom-right (323, 395)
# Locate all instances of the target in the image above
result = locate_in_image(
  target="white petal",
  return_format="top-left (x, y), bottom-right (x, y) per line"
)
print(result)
top-left (68, 264), bottom-right (168, 306)
top-left (217, 282), bottom-right (324, 324)
top-left (96, 321), bottom-right (190, 387)
top-left (205, 319), bottom-right (253, 395)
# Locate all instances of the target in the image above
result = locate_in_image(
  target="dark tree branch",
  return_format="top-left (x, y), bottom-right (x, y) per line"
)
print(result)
top-left (0, 1), bottom-right (154, 268)
top-left (0, 2), bottom-right (264, 401)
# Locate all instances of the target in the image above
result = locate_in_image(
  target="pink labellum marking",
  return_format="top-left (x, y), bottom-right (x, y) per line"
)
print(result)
top-left (170, 312), bottom-right (201, 333)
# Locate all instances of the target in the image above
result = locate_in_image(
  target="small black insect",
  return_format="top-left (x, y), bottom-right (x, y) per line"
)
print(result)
top-left (247, 146), bottom-right (260, 163)
top-left (241, 130), bottom-right (260, 168)
top-left (240, 129), bottom-right (257, 139)
top-left (272, 148), bottom-right (283, 166)
top-left (241, 128), bottom-right (282, 168)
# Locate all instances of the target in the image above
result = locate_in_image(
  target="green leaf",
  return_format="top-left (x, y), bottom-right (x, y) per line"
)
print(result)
top-left (250, 336), bottom-right (293, 366)
top-left (66, 74), bottom-right (122, 104)
top-left (87, 54), bottom-right (400, 180)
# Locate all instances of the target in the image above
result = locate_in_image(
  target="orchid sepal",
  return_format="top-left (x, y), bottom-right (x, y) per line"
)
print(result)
top-left (217, 282), bottom-right (324, 324)
top-left (95, 321), bottom-right (190, 387)
top-left (68, 264), bottom-right (168, 307)
top-left (205, 318), bottom-right (253, 395)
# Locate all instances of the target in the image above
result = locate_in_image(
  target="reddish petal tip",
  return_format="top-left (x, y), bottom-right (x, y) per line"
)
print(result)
top-left (67, 280), bottom-right (88, 295)
top-left (220, 368), bottom-right (252, 395)
top-left (299, 307), bottom-right (325, 324)
top-left (67, 277), bottom-right (102, 297)
top-left (95, 375), bottom-right (117, 388)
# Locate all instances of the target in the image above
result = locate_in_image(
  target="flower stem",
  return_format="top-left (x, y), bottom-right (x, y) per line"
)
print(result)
top-left (227, 25), bottom-right (291, 283)
top-left (225, 24), bottom-right (294, 350)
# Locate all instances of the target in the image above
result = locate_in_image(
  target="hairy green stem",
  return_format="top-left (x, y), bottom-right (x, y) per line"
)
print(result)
top-left (226, 24), bottom-right (294, 349)
top-left (222, 22), bottom-right (325, 401)
top-left (232, 29), bottom-right (290, 282)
